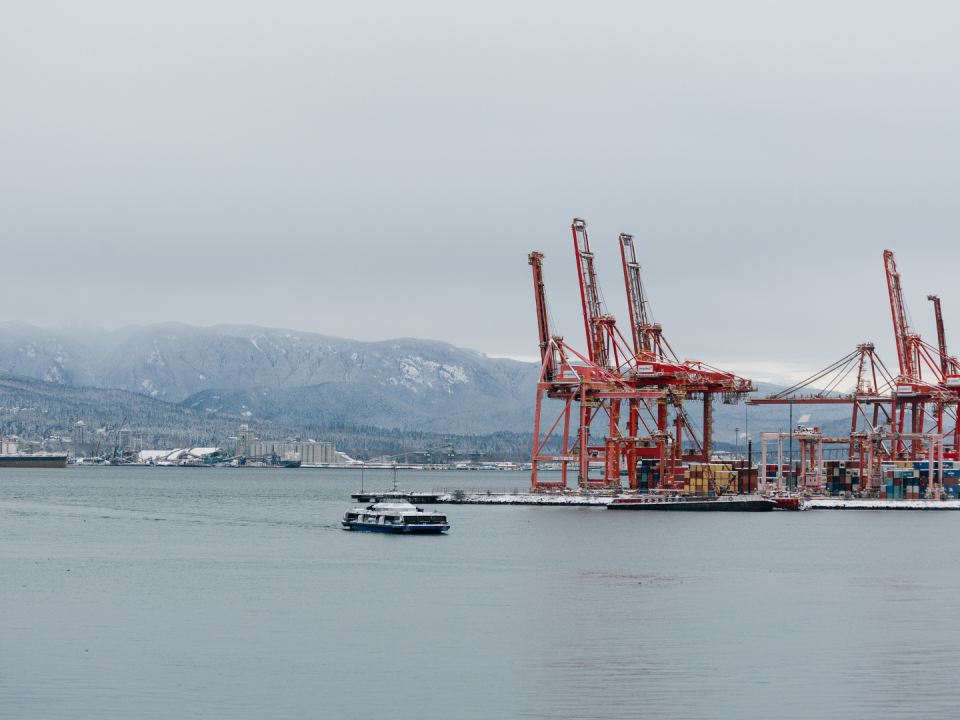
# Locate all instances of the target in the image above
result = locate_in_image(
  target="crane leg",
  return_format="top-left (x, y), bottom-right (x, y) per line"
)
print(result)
top-left (702, 392), bottom-right (714, 462)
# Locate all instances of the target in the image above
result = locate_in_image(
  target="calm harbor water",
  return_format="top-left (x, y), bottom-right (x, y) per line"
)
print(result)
top-left (3, 466), bottom-right (960, 719)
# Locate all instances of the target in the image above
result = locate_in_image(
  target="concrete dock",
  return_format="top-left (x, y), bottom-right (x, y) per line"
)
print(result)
top-left (352, 491), bottom-right (960, 509)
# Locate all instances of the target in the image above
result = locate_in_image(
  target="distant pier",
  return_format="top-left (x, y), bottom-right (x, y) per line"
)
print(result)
top-left (351, 492), bottom-right (445, 503)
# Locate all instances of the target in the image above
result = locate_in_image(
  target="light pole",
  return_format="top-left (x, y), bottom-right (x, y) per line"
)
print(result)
top-left (735, 427), bottom-right (739, 459)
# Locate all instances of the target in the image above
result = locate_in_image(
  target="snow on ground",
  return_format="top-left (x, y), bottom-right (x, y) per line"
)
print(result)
top-left (435, 493), bottom-right (960, 509)
top-left (137, 447), bottom-right (220, 462)
top-left (138, 450), bottom-right (171, 461)
top-left (806, 498), bottom-right (960, 510)
top-left (438, 493), bottom-right (617, 505)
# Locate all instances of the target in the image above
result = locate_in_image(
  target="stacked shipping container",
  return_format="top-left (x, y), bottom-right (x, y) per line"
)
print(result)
top-left (637, 459), bottom-right (660, 494)
top-left (631, 458), bottom-right (957, 500)
top-left (681, 463), bottom-right (748, 496)
top-left (823, 460), bottom-right (861, 498)
top-left (879, 461), bottom-right (959, 499)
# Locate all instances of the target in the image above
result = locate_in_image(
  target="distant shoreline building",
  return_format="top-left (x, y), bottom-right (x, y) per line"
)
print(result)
top-left (73, 421), bottom-right (88, 446)
top-left (236, 424), bottom-right (340, 465)
top-left (236, 424), bottom-right (257, 455)
top-left (245, 441), bottom-right (339, 465)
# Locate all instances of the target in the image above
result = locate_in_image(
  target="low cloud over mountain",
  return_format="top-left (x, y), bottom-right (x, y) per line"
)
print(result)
top-left (0, 322), bottom-right (540, 434)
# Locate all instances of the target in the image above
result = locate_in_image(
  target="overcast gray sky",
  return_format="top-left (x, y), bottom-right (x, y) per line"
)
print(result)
top-left (1, 1), bottom-right (958, 383)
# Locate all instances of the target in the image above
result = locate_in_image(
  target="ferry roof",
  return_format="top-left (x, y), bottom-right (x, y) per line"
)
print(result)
top-left (348, 503), bottom-right (442, 514)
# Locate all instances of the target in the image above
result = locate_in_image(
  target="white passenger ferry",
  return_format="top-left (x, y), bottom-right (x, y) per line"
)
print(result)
top-left (342, 493), bottom-right (450, 534)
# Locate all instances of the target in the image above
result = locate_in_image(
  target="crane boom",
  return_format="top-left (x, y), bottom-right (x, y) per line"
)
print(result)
top-left (883, 250), bottom-right (918, 378)
top-left (528, 251), bottom-right (556, 381)
top-left (572, 219), bottom-right (612, 367)
top-left (619, 233), bottom-right (653, 355)
top-left (928, 295), bottom-right (951, 377)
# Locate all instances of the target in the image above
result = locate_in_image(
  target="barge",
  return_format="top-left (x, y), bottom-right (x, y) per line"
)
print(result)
top-left (0, 453), bottom-right (68, 469)
top-left (607, 495), bottom-right (776, 512)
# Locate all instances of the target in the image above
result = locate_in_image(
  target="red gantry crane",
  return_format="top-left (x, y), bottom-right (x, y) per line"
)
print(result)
top-left (616, 230), bottom-right (754, 464)
top-left (882, 250), bottom-right (958, 457)
top-left (528, 249), bottom-right (662, 491)
top-left (748, 342), bottom-right (895, 461)
top-left (748, 250), bottom-right (959, 481)
top-left (528, 219), bottom-right (755, 493)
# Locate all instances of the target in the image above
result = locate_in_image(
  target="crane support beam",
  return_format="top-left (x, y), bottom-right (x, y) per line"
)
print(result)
top-left (702, 392), bottom-right (714, 461)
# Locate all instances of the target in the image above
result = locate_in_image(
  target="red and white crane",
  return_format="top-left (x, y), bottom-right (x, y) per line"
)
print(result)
top-left (750, 250), bottom-right (959, 471)
top-left (882, 250), bottom-right (958, 456)
top-left (616, 229), bottom-right (753, 462)
top-left (528, 219), bottom-right (754, 493)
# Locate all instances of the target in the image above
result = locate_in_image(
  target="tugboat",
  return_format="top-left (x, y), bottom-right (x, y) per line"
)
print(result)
top-left (770, 493), bottom-right (805, 510)
top-left (342, 466), bottom-right (450, 533)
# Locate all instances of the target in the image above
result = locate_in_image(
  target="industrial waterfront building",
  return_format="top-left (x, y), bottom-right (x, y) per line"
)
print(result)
top-left (236, 425), bottom-right (340, 465)
top-left (243, 441), bottom-right (339, 465)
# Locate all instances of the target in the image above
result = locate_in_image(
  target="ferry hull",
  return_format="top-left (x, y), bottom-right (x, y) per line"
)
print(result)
top-left (341, 521), bottom-right (449, 533)
top-left (608, 496), bottom-right (775, 512)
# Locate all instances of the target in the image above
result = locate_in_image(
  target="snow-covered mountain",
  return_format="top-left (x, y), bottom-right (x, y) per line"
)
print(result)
top-left (0, 322), bottom-right (541, 433)
top-left (0, 322), bottom-right (859, 439)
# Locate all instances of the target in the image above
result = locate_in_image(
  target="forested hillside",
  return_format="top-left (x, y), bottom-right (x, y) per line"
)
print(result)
top-left (0, 372), bottom-right (542, 460)
top-left (0, 322), bottom-right (863, 458)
